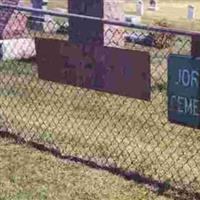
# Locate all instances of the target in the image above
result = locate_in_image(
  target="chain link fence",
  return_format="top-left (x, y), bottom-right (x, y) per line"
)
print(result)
top-left (0, 5), bottom-right (200, 200)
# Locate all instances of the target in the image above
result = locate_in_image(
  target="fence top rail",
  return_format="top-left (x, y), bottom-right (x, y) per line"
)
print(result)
top-left (1, 3), bottom-right (200, 37)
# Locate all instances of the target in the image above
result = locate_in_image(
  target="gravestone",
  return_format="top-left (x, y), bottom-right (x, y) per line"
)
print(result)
top-left (68, 0), bottom-right (125, 47)
top-left (2, 11), bottom-right (28, 39)
top-left (187, 5), bottom-right (195, 20)
top-left (136, 0), bottom-right (144, 16)
top-left (19, 0), bottom-right (23, 6)
top-left (42, 0), bottom-right (48, 10)
top-left (0, 0), bottom-right (28, 39)
top-left (1, 38), bottom-right (36, 60)
top-left (148, 0), bottom-right (158, 11)
top-left (42, 0), bottom-right (50, 22)
top-left (0, 0), bottom-right (34, 60)
top-left (68, 0), bottom-right (104, 45)
top-left (104, 0), bottom-right (125, 48)
top-left (0, 0), bottom-right (20, 39)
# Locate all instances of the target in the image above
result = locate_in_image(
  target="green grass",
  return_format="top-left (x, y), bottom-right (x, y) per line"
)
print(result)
top-left (0, 138), bottom-right (171, 200)
top-left (0, 34), bottom-right (199, 199)
top-left (39, 131), bottom-right (54, 143)
top-left (124, 0), bottom-right (200, 32)
top-left (0, 2), bottom-right (199, 197)
top-left (0, 61), bottom-right (33, 76)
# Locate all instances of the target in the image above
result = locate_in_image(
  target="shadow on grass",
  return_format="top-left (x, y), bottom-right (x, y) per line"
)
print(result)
top-left (0, 130), bottom-right (199, 200)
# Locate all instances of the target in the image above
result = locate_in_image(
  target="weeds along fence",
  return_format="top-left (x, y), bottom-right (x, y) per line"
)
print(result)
top-left (1, 4), bottom-right (200, 200)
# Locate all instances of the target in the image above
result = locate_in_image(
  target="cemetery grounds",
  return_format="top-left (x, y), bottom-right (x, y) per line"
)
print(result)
top-left (22, 0), bottom-right (200, 31)
top-left (1, 1), bottom-right (200, 200)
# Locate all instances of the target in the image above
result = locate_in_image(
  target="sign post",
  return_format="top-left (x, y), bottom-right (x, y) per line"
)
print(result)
top-left (191, 35), bottom-right (200, 57)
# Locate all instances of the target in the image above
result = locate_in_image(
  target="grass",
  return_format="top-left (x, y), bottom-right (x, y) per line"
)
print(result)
top-left (0, 1), bottom-right (200, 198)
top-left (39, 131), bottom-right (54, 143)
top-left (124, 0), bottom-right (200, 32)
top-left (0, 138), bottom-right (171, 200)
top-left (0, 34), bottom-right (199, 199)
top-left (22, 0), bottom-right (200, 32)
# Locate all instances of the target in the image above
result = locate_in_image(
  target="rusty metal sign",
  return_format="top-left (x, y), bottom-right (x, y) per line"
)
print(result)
top-left (35, 38), bottom-right (151, 101)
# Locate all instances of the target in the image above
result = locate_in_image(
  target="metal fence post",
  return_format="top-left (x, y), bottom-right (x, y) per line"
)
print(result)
top-left (191, 35), bottom-right (200, 57)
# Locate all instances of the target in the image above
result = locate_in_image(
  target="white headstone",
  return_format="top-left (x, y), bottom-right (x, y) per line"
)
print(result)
top-left (42, 0), bottom-right (48, 11)
top-left (136, 0), bottom-right (144, 16)
top-left (18, 0), bottom-right (24, 6)
top-left (148, 0), bottom-right (158, 11)
top-left (1, 38), bottom-right (36, 61)
top-left (104, 0), bottom-right (125, 47)
top-left (187, 5), bottom-right (195, 20)
top-left (54, 7), bottom-right (67, 14)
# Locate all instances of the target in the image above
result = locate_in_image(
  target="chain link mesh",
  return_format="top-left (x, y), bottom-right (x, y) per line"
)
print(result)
top-left (0, 8), bottom-right (200, 199)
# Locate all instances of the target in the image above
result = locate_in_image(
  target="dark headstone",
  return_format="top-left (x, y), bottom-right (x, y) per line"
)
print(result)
top-left (68, 0), bottom-right (104, 45)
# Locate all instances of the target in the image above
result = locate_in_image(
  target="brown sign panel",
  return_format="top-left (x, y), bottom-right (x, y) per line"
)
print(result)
top-left (35, 38), bottom-right (151, 101)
